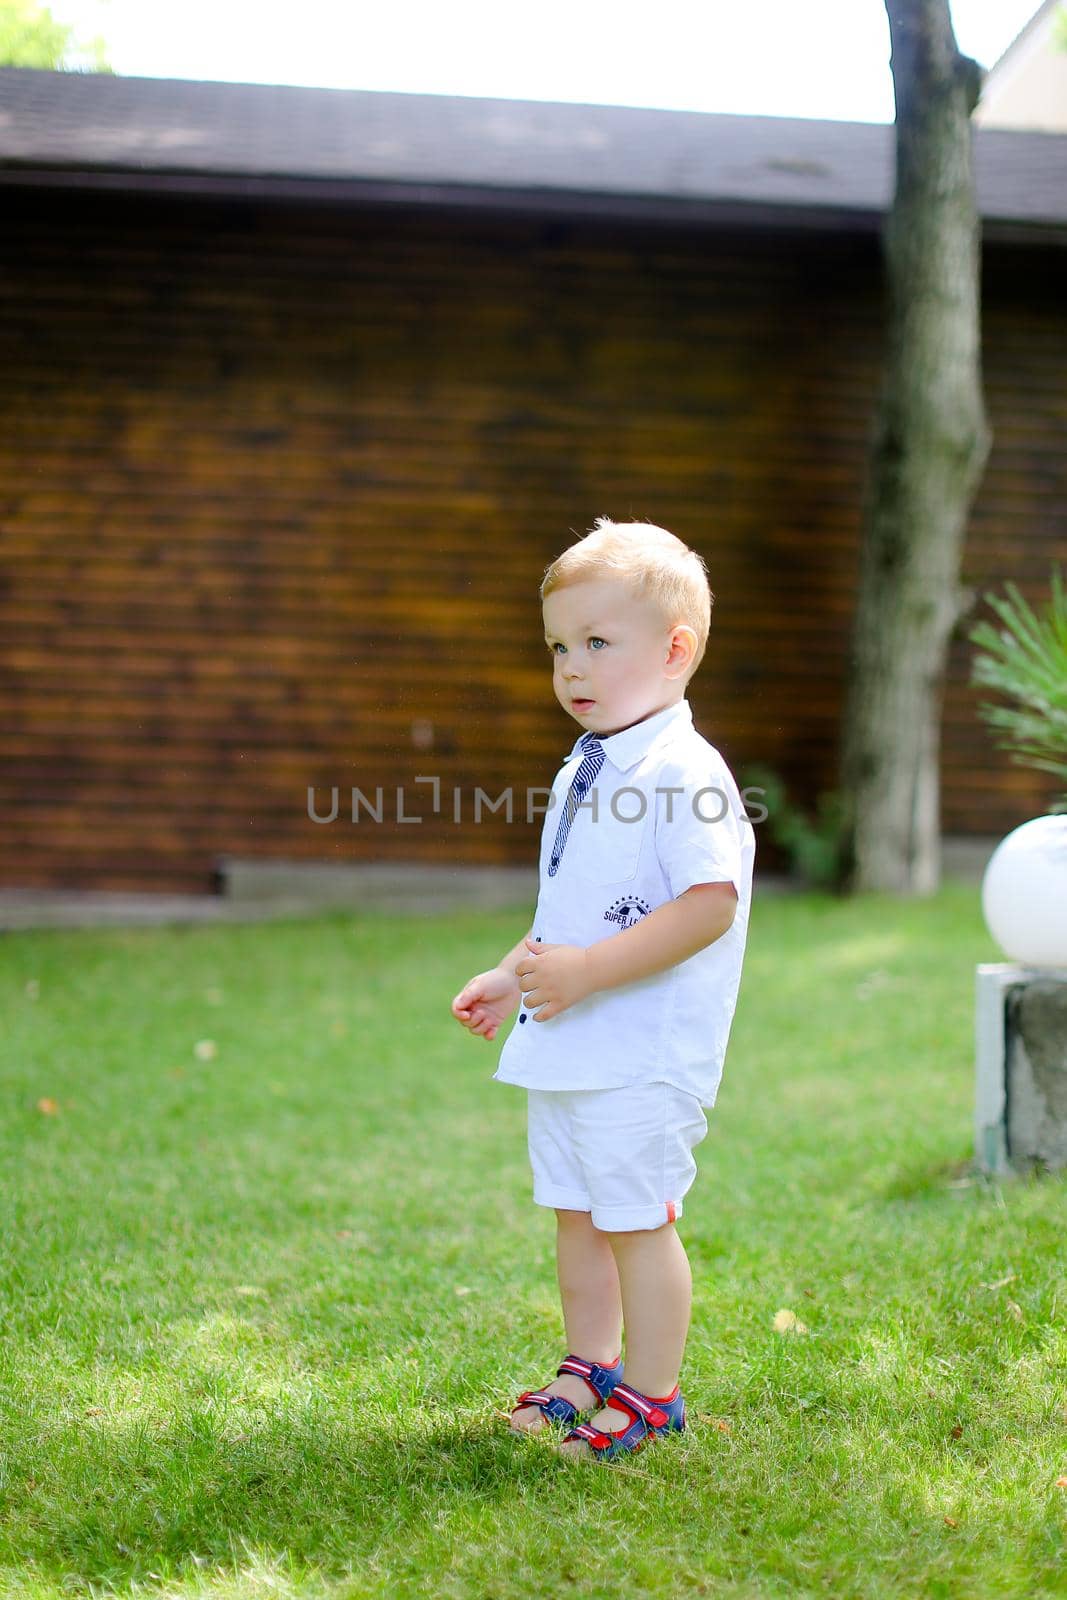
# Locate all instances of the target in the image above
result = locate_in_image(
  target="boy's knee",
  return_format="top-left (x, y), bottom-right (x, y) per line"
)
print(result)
top-left (554, 1206), bottom-right (594, 1226)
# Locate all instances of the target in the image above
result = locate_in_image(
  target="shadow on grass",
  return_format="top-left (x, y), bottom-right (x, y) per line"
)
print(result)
top-left (1, 1405), bottom-right (599, 1592)
top-left (880, 1153), bottom-right (988, 1204)
top-left (882, 1150), bottom-right (1067, 1206)
top-left (5, 1354), bottom-right (1062, 1598)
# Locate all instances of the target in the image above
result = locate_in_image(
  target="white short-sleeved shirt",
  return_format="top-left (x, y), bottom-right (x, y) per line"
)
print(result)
top-left (492, 697), bottom-right (755, 1110)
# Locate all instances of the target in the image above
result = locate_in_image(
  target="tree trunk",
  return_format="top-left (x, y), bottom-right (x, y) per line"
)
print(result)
top-left (838, 0), bottom-right (991, 894)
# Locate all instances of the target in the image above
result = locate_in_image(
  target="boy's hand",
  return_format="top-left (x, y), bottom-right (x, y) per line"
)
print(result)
top-left (451, 966), bottom-right (521, 1042)
top-left (515, 938), bottom-right (593, 1023)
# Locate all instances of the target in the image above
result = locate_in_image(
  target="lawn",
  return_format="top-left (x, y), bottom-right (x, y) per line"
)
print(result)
top-left (1, 882), bottom-right (1064, 1599)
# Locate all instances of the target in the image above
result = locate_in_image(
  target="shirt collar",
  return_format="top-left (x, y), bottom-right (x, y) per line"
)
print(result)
top-left (565, 698), bottom-right (693, 774)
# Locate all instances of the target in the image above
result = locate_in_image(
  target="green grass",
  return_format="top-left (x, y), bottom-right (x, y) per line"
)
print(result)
top-left (1, 883), bottom-right (1064, 1599)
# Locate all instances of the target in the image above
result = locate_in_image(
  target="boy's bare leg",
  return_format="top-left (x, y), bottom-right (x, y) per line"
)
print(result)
top-left (558, 1220), bottom-right (691, 1457)
top-left (510, 1208), bottom-right (624, 1433)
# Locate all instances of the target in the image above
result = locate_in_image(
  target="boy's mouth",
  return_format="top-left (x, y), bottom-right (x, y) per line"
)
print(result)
top-left (571, 698), bottom-right (596, 712)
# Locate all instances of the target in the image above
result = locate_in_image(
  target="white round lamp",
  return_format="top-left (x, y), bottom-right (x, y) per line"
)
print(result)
top-left (981, 815), bottom-right (1067, 970)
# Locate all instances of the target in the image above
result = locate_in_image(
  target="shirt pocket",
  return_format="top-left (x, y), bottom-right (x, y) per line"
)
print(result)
top-left (571, 785), bottom-right (647, 884)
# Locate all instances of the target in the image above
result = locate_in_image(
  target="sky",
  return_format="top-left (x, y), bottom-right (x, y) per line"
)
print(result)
top-left (47, 0), bottom-right (1043, 123)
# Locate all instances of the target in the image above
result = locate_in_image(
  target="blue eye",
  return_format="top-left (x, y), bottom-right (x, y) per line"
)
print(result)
top-left (548, 638), bottom-right (605, 654)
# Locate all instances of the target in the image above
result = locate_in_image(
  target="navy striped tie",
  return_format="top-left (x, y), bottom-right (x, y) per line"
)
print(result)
top-left (548, 732), bottom-right (605, 877)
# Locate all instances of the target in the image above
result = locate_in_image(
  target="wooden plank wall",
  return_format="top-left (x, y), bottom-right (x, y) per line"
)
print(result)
top-left (0, 190), bottom-right (1063, 891)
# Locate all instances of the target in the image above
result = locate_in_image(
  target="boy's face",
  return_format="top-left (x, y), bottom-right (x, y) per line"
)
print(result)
top-left (542, 577), bottom-right (692, 738)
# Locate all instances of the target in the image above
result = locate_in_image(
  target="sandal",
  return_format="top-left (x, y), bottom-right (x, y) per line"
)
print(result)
top-left (509, 1352), bottom-right (624, 1432)
top-left (561, 1379), bottom-right (686, 1461)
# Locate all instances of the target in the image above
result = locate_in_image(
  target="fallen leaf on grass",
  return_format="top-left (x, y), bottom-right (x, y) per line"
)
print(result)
top-left (944, 1516), bottom-right (958, 1528)
top-left (951, 1425), bottom-right (963, 1439)
top-left (194, 1039), bottom-right (217, 1060)
top-left (980, 1274), bottom-right (1016, 1291)
top-left (36, 1098), bottom-right (59, 1116)
top-left (1006, 1301), bottom-right (1024, 1322)
top-left (1055, 1476), bottom-right (1067, 1490)
top-left (454, 1285), bottom-right (474, 1297)
top-left (773, 1308), bottom-right (809, 1335)
top-left (856, 969), bottom-right (893, 1000)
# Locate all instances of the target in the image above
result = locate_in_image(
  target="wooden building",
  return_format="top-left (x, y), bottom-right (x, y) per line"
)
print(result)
top-left (1, 68), bottom-right (1065, 892)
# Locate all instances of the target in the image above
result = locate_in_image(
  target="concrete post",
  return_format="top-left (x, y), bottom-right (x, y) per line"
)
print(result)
top-left (975, 963), bottom-right (1067, 1174)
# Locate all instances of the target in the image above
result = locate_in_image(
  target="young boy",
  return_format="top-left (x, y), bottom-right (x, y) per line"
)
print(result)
top-left (451, 517), bottom-right (754, 1464)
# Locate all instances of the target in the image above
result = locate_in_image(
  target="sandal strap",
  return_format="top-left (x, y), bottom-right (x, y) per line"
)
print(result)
top-left (511, 1388), bottom-right (580, 1425)
top-left (608, 1381), bottom-right (677, 1430)
top-left (565, 1416), bottom-right (646, 1455)
top-left (556, 1353), bottom-right (623, 1405)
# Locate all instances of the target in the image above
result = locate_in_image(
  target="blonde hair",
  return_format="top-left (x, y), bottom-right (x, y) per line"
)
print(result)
top-left (541, 517), bottom-right (714, 679)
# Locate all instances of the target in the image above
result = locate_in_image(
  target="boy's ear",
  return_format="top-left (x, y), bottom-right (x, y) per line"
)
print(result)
top-left (665, 624), bottom-right (698, 679)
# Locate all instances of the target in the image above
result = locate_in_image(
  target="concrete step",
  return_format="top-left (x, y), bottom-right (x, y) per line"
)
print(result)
top-left (0, 835), bottom-right (997, 931)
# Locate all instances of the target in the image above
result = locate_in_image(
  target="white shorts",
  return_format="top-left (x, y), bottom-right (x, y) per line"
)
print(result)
top-left (526, 1081), bottom-right (709, 1232)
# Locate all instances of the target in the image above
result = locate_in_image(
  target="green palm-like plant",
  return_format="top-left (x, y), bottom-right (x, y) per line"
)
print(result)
top-left (967, 566), bottom-right (1067, 814)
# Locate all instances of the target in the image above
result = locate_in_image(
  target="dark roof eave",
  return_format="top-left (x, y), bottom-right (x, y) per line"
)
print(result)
top-left (0, 161), bottom-right (1063, 246)
top-left (0, 159), bottom-right (886, 232)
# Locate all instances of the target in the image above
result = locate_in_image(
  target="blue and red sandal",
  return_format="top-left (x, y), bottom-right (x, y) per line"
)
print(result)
top-left (509, 1353), bottom-right (625, 1432)
top-left (560, 1379), bottom-right (686, 1462)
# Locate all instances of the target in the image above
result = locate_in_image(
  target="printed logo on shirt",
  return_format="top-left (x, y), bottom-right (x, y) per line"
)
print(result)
top-left (604, 895), bottom-right (652, 930)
